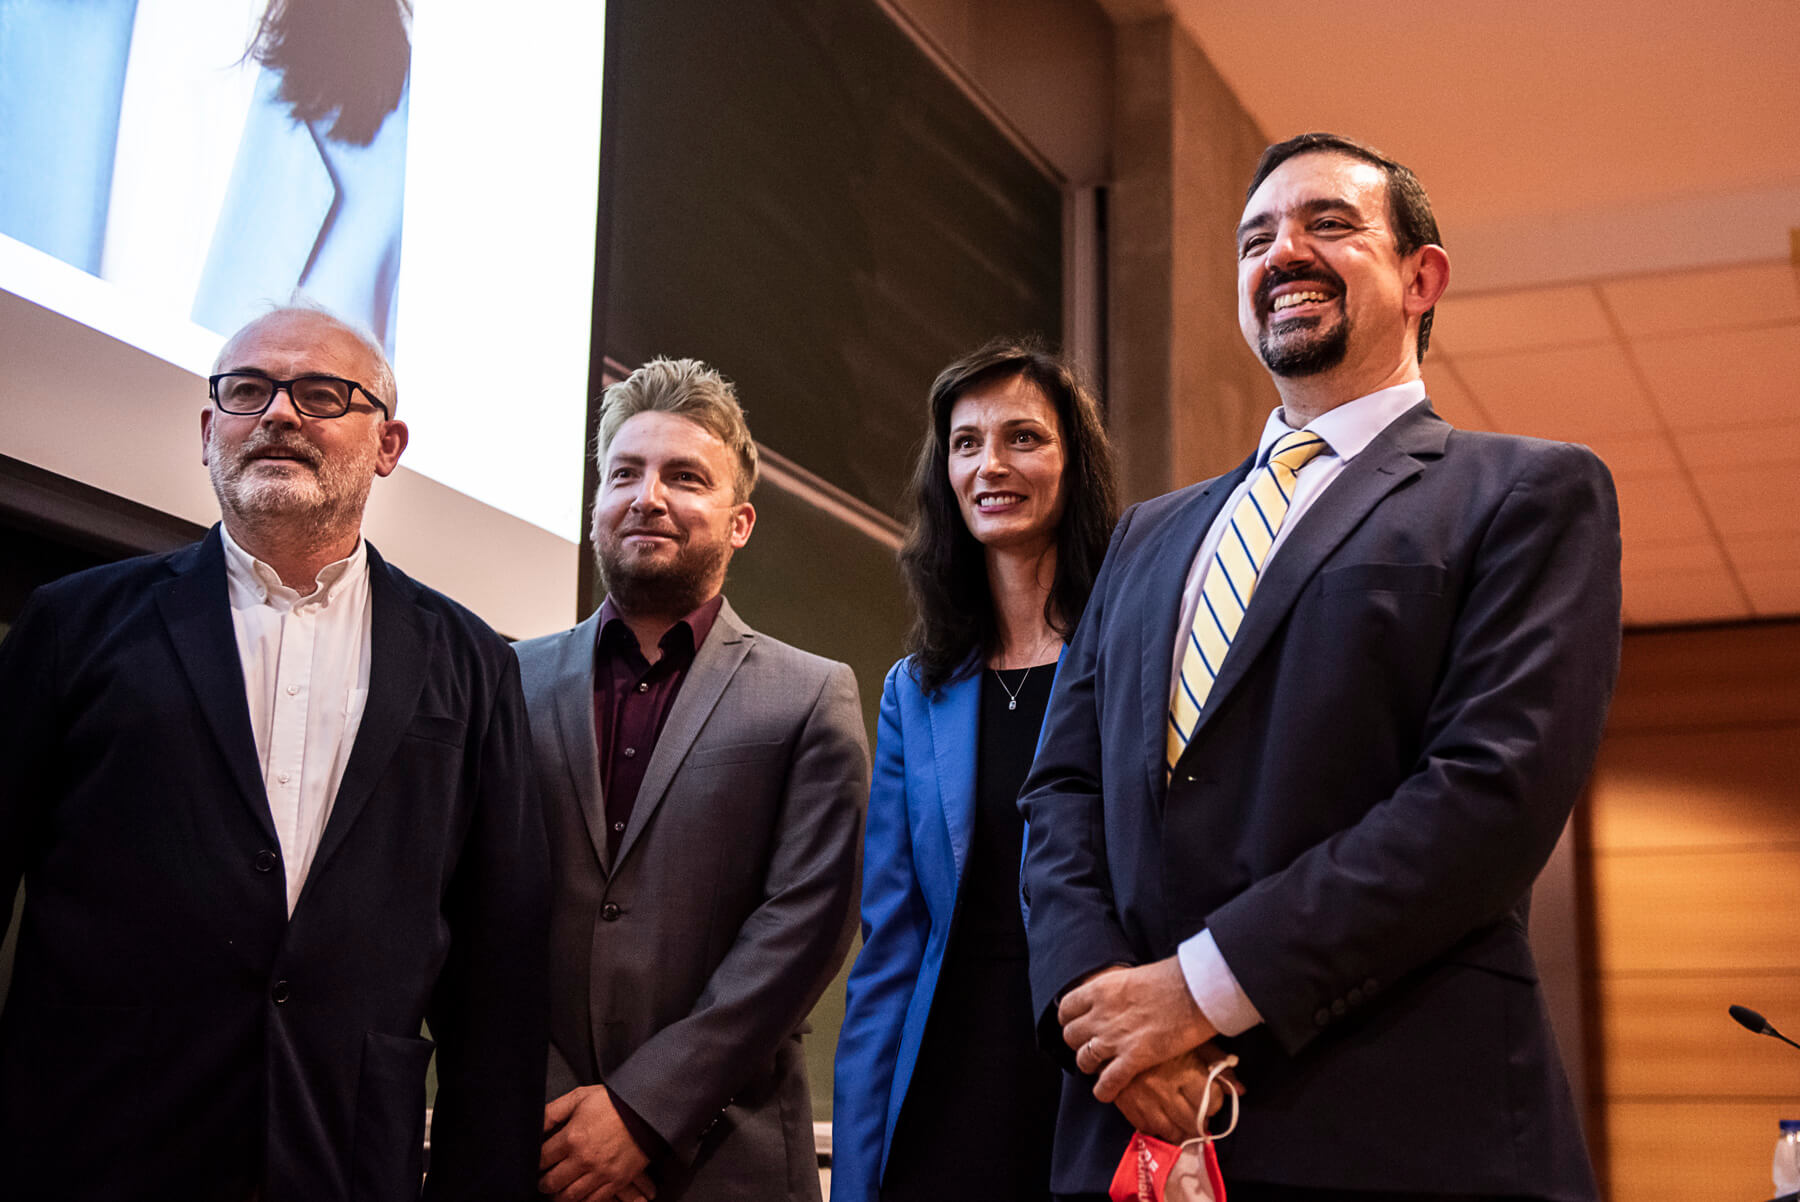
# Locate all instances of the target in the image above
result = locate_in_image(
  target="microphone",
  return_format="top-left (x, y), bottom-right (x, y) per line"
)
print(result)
top-left (1730, 1004), bottom-right (1800, 1052)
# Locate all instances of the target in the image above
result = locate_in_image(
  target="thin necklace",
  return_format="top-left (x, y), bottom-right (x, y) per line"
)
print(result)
top-left (992, 665), bottom-right (1033, 711)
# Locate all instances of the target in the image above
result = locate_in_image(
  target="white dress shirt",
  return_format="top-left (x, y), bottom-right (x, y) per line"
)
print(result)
top-left (221, 526), bottom-right (374, 914)
top-left (1172, 379), bottom-right (1430, 1036)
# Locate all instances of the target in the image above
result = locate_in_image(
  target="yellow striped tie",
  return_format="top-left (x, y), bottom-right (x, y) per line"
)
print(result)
top-left (1166, 429), bottom-right (1331, 776)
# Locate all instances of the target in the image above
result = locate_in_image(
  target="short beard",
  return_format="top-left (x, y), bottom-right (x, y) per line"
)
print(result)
top-left (595, 536), bottom-right (729, 620)
top-left (1257, 313), bottom-right (1351, 377)
top-left (208, 424), bottom-right (376, 544)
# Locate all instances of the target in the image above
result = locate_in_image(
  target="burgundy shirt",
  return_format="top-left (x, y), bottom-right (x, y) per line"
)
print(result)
top-left (592, 594), bottom-right (723, 861)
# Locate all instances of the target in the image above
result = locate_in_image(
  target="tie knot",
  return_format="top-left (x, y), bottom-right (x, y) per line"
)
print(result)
top-left (1267, 430), bottom-right (1330, 475)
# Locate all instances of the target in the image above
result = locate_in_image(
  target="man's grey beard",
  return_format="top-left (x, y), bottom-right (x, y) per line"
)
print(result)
top-left (1258, 313), bottom-right (1352, 377)
top-left (207, 424), bottom-right (376, 543)
top-left (594, 536), bottom-right (729, 620)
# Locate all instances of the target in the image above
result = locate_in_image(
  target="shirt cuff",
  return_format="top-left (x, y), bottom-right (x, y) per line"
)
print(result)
top-left (1177, 929), bottom-right (1264, 1038)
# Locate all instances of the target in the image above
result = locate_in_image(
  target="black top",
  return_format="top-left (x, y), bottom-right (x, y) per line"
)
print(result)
top-left (881, 663), bottom-right (1062, 1202)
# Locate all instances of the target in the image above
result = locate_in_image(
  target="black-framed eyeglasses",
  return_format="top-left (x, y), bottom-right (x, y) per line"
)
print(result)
top-left (208, 372), bottom-right (389, 420)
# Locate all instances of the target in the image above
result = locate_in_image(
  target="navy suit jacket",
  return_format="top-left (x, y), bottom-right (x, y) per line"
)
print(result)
top-left (0, 527), bottom-right (549, 1202)
top-left (1020, 402), bottom-right (1619, 1199)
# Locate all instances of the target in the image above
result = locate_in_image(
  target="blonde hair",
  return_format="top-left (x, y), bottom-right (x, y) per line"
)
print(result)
top-left (596, 358), bottom-right (758, 502)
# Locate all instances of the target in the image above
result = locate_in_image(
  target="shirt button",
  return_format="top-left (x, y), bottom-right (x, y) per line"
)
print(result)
top-left (622, 747), bottom-right (636, 758)
top-left (612, 822), bottom-right (625, 833)
top-left (285, 684), bottom-right (298, 696)
top-left (636, 683), bottom-right (649, 693)
top-left (601, 903), bottom-right (622, 922)
top-left (253, 850), bottom-right (278, 873)
top-left (272, 980), bottom-right (292, 1004)
top-left (277, 772), bottom-right (290, 785)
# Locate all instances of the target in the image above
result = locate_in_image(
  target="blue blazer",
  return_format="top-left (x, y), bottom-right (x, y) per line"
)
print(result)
top-left (830, 658), bottom-right (979, 1202)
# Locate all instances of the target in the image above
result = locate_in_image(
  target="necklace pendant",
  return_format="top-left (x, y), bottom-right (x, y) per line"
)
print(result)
top-left (1008, 698), bottom-right (1017, 711)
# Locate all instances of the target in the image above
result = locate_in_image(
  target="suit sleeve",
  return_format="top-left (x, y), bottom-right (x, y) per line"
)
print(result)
top-left (0, 589), bottom-right (58, 940)
top-left (1209, 441), bottom-right (1622, 1054)
top-left (608, 660), bottom-right (870, 1160)
top-left (422, 649), bottom-right (552, 1202)
top-left (1019, 506), bottom-right (1141, 1066)
top-left (830, 662), bottom-right (926, 1202)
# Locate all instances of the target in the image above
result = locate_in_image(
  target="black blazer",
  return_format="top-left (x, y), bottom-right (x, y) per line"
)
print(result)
top-left (1020, 403), bottom-right (1618, 1199)
top-left (0, 527), bottom-right (549, 1202)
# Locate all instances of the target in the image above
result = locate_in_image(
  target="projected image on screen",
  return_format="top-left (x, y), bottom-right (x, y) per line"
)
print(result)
top-left (0, 0), bottom-right (411, 354)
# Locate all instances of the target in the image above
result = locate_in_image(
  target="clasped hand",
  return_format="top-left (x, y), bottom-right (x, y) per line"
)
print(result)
top-left (540, 1084), bottom-right (657, 1202)
top-left (1058, 958), bottom-right (1240, 1140)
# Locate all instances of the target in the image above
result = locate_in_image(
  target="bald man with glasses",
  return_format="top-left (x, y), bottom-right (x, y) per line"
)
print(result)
top-left (0, 304), bottom-right (550, 1202)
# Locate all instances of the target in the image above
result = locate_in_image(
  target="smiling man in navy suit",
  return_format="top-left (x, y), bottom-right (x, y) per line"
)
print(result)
top-left (1022, 133), bottom-right (1620, 1201)
top-left (0, 303), bottom-right (549, 1201)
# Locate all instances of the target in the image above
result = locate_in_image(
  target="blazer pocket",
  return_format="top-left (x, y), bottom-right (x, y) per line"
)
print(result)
top-left (402, 713), bottom-right (467, 747)
top-left (684, 738), bottom-right (787, 769)
top-left (1320, 562), bottom-right (1447, 596)
top-left (351, 1030), bottom-right (434, 1201)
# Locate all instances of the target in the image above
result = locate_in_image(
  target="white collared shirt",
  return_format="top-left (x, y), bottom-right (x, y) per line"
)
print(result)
top-left (221, 526), bottom-right (374, 914)
top-left (1172, 379), bottom-right (1430, 1036)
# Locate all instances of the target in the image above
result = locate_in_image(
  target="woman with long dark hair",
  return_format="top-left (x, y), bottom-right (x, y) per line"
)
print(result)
top-left (832, 340), bottom-right (1119, 1201)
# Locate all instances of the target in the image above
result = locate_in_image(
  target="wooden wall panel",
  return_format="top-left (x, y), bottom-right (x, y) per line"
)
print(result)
top-left (1605, 1100), bottom-right (1793, 1202)
top-left (1594, 848), bottom-right (1800, 974)
top-left (1599, 972), bottom-right (1800, 1099)
top-left (1586, 620), bottom-right (1800, 1201)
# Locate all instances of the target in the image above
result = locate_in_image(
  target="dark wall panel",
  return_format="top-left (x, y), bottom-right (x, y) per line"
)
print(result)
top-left (601, 0), bottom-right (1064, 518)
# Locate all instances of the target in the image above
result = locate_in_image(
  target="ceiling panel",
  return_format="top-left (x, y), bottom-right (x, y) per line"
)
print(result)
top-left (1580, 430), bottom-right (1683, 479)
top-left (1603, 261), bottom-right (1800, 339)
top-left (1674, 420), bottom-right (1800, 469)
top-left (1421, 361), bottom-right (1491, 430)
top-left (1634, 325), bottom-right (1800, 430)
top-left (1614, 473), bottom-right (1714, 548)
top-left (1622, 570), bottom-right (1751, 626)
top-left (1690, 465), bottom-right (1800, 536)
top-left (1723, 529), bottom-right (1800, 570)
top-left (1620, 537), bottom-right (1731, 581)
top-left (1432, 285), bottom-right (1613, 355)
top-left (1455, 343), bottom-right (1650, 442)
top-left (1742, 567), bottom-right (1800, 615)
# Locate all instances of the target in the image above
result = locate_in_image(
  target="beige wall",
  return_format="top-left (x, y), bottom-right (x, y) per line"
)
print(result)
top-left (1106, 12), bottom-right (1279, 500)
top-left (1585, 621), bottom-right (1800, 1201)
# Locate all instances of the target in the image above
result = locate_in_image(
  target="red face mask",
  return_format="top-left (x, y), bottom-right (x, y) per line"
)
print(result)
top-left (1108, 1054), bottom-right (1240, 1202)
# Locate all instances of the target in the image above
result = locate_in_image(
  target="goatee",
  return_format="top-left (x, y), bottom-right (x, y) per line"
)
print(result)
top-left (1258, 314), bottom-right (1351, 377)
top-left (595, 536), bottom-right (728, 619)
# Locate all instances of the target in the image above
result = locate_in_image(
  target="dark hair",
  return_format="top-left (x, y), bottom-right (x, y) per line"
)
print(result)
top-left (250, 0), bottom-right (412, 146)
top-left (1247, 131), bottom-right (1443, 362)
top-left (900, 339), bottom-right (1119, 694)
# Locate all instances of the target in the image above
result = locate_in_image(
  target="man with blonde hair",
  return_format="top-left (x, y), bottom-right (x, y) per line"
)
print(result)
top-left (515, 358), bottom-right (869, 1202)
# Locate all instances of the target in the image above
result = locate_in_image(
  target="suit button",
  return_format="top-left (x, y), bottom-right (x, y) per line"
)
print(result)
top-left (1332, 999), bottom-right (1347, 1016)
top-left (1364, 977), bottom-right (1379, 994)
top-left (253, 850), bottom-right (278, 873)
top-left (1314, 1008), bottom-right (1330, 1027)
top-left (601, 903), bottom-right (622, 922)
top-left (272, 980), bottom-right (292, 1004)
top-left (1347, 987), bottom-right (1364, 1006)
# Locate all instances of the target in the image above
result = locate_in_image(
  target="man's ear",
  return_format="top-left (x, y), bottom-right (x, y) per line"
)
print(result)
top-left (374, 420), bottom-right (410, 477)
top-left (1405, 243), bottom-right (1451, 319)
top-left (730, 501), bottom-right (756, 549)
top-left (200, 408), bottom-right (214, 466)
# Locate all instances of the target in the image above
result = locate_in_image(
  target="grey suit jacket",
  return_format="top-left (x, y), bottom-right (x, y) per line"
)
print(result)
top-left (514, 598), bottom-right (869, 1202)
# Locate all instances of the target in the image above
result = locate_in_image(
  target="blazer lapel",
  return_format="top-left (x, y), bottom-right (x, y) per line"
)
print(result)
top-left (926, 668), bottom-right (980, 891)
top-left (1184, 401), bottom-right (1449, 748)
top-left (550, 612), bottom-right (612, 875)
top-left (309, 546), bottom-right (434, 879)
top-left (152, 528), bottom-right (276, 842)
top-left (1138, 457), bottom-right (1254, 802)
top-left (613, 598), bottom-right (754, 869)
